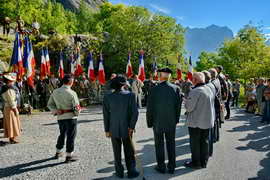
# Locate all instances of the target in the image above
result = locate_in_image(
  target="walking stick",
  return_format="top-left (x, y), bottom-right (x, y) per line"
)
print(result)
top-left (130, 131), bottom-right (146, 180)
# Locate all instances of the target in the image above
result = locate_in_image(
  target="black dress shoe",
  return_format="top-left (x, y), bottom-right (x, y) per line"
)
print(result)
top-left (115, 172), bottom-right (124, 178)
top-left (127, 170), bottom-right (140, 179)
top-left (65, 156), bottom-right (78, 163)
top-left (225, 116), bottom-right (230, 120)
top-left (184, 161), bottom-right (201, 169)
top-left (154, 166), bottom-right (166, 174)
top-left (167, 169), bottom-right (175, 174)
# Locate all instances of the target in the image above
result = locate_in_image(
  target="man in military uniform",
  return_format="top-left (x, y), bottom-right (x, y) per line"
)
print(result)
top-left (47, 75), bottom-right (81, 163)
top-left (146, 68), bottom-right (182, 174)
top-left (103, 75), bottom-right (140, 179)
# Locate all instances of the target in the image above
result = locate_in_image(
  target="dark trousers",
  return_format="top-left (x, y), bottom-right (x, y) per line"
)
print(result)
top-left (154, 130), bottom-right (176, 170)
top-left (225, 96), bottom-right (231, 118)
top-left (39, 94), bottom-right (47, 109)
top-left (111, 137), bottom-right (136, 174)
top-left (262, 100), bottom-right (270, 123)
top-left (188, 127), bottom-right (210, 166)
top-left (231, 93), bottom-right (239, 107)
top-left (209, 128), bottom-right (214, 157)
top-left (3, 24), bottom-right (10, 35)
top-left (56, 119), bottom-right (77, 153)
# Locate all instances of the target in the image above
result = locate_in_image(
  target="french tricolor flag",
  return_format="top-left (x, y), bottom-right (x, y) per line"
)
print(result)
top-left (10, 33), bottom-right (24, 79)
top-left (126, 52), bottom-right (133, 78)
top-left (70, 53), bottom-right (76, 75)
top-left (187, 56), bottom-right (193, 81)
top-left (23, 37), bottom-right (36, 88)
top-left (138, 50), bottom-right (145, 82)
top-left (44, 48), bottom-right (51, 76)
top-left (58, 52), bottom-right (64, 79)
top-left (98, 53), bottom-right (106, 85)
top-left (153, 58), bottom-right (158, 80)
top-left (40, 49), bottom-right (47, 79)
top-left (177, 55), bottom-right (182, 80)
top-left (87, 52), bottom-right (96, 81)
top-left (74, 52), bottom-right (84, 77)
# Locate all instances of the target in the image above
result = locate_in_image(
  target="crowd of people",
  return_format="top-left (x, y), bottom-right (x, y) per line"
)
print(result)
top-left (2, 62), bottom-right (270, 179)
top-left (102, 65), bottom-right (233, 178)
top-left (244, 77), bottom-right (270, 124)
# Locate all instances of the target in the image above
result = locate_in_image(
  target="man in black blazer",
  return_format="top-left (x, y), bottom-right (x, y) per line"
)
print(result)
top-left (103, 75), bottom-right (140, 179)
top-left (146, 68), bottom-right (182, 174)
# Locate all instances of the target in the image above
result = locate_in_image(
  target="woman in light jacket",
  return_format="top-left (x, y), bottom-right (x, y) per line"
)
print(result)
top-left (1, 73), bottom-right (21, 143)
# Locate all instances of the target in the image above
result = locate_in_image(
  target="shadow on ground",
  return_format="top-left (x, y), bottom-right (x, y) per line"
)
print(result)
top-left (95, 114), bottom-right (197, 179)
top-left (229, 109), bottom-right (270, 180)
top-left (0, 157), bottom-right (65, 179)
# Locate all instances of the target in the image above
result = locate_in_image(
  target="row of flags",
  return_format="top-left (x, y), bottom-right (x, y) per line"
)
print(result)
top-left (40, 48), bottom-right (51, 79)
top-left (10, 33), bottom-right (193, 87)
top-left (126, 52), bottom-right (193, 82)
top-left (10, 33), bottom-right (36, 87)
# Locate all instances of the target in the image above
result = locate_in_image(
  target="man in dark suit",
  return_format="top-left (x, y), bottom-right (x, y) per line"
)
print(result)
top-left (103, 75), bottom-right (140, 179)
top-left (146, 68), bottom-right (182, 174)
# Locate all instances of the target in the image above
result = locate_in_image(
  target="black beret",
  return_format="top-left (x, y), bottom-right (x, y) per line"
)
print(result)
top-left (157, 67), bottom-right (173, 74)
top-left (110, 75), bottom-right (128, 89)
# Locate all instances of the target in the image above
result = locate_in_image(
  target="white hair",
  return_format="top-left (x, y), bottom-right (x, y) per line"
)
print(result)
top-left (160, 72), bottom-right (171, 79)
top-left (193, 72), bottom-right (205, 83)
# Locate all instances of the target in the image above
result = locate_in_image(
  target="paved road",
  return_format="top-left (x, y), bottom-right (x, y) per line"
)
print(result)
top-left (0, 107), bottom-right (269, 180)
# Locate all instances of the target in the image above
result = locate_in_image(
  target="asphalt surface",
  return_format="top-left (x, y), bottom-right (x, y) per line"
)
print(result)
top-left (0, 107), bottom-right (270, 180)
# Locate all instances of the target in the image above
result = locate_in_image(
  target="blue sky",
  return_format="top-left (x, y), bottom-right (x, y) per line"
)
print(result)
top-left (109, 0), bottom-right (270, 37)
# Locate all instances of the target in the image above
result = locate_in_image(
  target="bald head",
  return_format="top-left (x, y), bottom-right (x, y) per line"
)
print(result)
top-left (192, 72), bottom-right (205, 85)
top-left (209, 68), bottom-right (218, 80)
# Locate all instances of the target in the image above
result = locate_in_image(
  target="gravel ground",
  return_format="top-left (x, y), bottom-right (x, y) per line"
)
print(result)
top-left (0, 107), bottom-right (270, 180)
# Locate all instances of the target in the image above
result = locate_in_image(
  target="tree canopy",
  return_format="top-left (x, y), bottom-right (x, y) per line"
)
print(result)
top-left (1, 1), bottom-right (186, 78)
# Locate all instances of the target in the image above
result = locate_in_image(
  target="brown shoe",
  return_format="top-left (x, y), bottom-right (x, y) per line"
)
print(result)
top-left (9, 138), bottom-right (19, 144)
top-left (65, 156), bottom-right (78, 163)
top-left (54, 152), bottom-right (64, 159)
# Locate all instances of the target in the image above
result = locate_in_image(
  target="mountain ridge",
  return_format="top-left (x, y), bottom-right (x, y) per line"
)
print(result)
top-left (185, 24), bottom-right (234, 62)
top-left (56, 0), bottom-right (106, 10)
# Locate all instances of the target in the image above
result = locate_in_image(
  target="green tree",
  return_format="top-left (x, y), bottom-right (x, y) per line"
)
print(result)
top-left (195, 52), bottom-right (218, 72)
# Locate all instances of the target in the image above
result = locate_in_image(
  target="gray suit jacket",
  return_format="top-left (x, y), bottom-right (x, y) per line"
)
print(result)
top-left (146, 81), bottom-right (182, 133)
top-left (185, 84), bottom-right (215, 129)
top-left (103, 90), bottom-right (139, 138)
